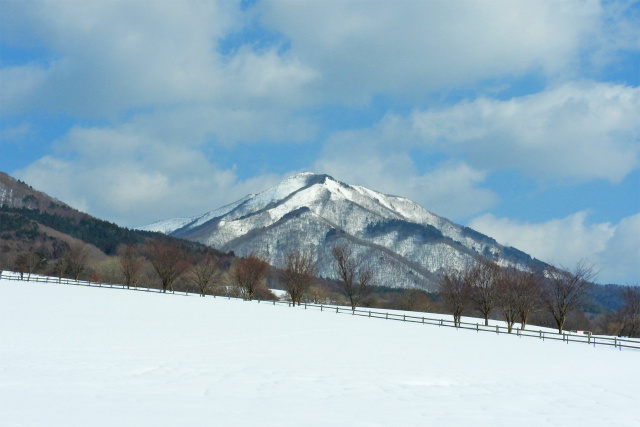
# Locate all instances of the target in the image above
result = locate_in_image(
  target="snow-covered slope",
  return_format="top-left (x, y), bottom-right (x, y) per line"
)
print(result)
top-left (141, 173), bottom-right (543, 290)
top-left (1, 279), bottom-right (637, 427)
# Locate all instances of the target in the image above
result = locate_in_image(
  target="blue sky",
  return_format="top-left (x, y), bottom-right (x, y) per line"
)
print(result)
top-left (1, 0), bottom-right (639, 284)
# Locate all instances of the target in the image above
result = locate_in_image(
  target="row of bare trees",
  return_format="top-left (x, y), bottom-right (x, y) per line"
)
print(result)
top-left (12, 241), bottom-right (90, 282)
top-left (438, 258), bottom-right (596, 334)
top-left (618, 286), bottom-right (640, 337)
top-left (10, 237), bottom-right (637, 338)
top-left (119, 241), bottom-right (227, 296)
top-left (230, 243), bottom-right (375, 309)
top-left (7, 240), bottom-right (221, 296)
top-left (594, 285), bottom-right (640, 338)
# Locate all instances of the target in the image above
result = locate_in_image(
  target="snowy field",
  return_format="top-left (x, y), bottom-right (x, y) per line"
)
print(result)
top-left (1, 278), bottom-right (638, 426)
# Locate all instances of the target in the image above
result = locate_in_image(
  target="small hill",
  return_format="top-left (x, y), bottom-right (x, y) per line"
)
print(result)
top-left (0, 171), bottom-right (224, 276)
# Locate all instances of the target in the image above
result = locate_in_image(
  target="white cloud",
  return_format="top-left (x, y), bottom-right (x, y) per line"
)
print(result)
top-left (468, 211), bottom-right (640, 284)
top-left (308, 80), bottom-right (639, 220)
top-left (0, 0), bottom-right (317, 122)
top-left (313, 130), bottom-right (498, 220)
top-left (404, 81), bottom-right (640, 183)
top-left (598, 213), bottom-right (640, 285)
top-left (4, 0), bottom-right (632, 119)
top-left (14, 126), bottom-right (286, 227)
top-left (14, 156), bottom-right (91, 213)
top-left (259, 0), bottom-right (603, 102)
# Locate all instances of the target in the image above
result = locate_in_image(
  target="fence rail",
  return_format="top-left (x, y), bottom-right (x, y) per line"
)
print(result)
top-left (2, 271), bottom-right (639, 351)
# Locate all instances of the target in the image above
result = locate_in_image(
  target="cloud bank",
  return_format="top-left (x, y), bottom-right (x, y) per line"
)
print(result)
top-left (469, 212), bottom-right (640, 285)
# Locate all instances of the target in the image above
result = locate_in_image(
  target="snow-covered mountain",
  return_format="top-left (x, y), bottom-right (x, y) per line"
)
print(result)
top-left (141, 172), bottom-right (544, 290)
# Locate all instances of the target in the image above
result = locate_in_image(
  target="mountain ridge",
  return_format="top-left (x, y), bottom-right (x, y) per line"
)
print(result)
top-left (142, 172), bottom-right (545, 290)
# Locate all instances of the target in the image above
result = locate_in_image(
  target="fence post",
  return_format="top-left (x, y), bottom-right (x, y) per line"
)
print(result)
top-left (403, 315), bottom-right (405, 322)
top-left (336, 307), bottom-right (339, 314)
top-left (476, 323), bottom-right (479, 333)
top-left (321, 305), bottom-right (323, 312)
top-left (369, 311), bottom-right (371, 318)
top-left (496, 325), bottom-right (499, 335)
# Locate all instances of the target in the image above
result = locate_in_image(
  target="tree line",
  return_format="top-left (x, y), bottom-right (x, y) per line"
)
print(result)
top-left (1, 239), bottom-right (638, 338)
top-left (437, 256), bottom-right (640, 337)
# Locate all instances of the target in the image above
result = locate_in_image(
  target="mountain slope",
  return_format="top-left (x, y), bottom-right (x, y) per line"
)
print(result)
top-left (0, 171), bottom-right (216, 274)
top-left (142, 172), bottom-right (544, 290)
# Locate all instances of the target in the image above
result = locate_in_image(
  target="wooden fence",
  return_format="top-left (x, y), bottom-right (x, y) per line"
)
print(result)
top-left (2, 271), bottom-right (639, 351)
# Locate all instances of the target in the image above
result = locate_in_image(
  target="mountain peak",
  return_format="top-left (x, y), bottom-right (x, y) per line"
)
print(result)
top-left (281, 172), bottom-right (333, 187)
top-left (141, 172), bottom-right (543, 290)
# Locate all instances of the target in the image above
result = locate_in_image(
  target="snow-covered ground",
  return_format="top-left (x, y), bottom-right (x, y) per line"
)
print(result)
top-left (1, 278), bottom-right (638, 426)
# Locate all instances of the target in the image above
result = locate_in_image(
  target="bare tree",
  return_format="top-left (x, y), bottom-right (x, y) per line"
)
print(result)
top-left (280, 249), bottom-right (318, 306)
top-left (541, 260), bottom-right (596, 333)
top-left (14, 254), bottom-right (27, 280)
top-left (146, 241), bottom-right (189, 293)
top-left (14, 248), bottom-right (47, 280)
top-left (496, 267), bottom-right (522, 333)
top-left (118, 244), bottom-right (144, 288)
top-left (516, 269), bottom-right (543, 330)
top-left (470, 257), bottom-right (499, 326)
top-left (52, 256), bottom-right (70, 282)
top-left (331, 244), bottom-right (375, 310)
top-left (618, 285), bottom-right (640, 338)
top-left (188, 254), bottom-right (221, 297)
top-left (0, 250), bottom-right (13, 274)
top-left (65, 242), bottom-right (89, 280)
top-left (230, 253), bottom-right (269, 301)
top-left (306, 283), bottom-right (333, 304)
top-left (398, 289), bottom-right (432, 313)
top-left (438, 266), bottom-right (473, 327)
